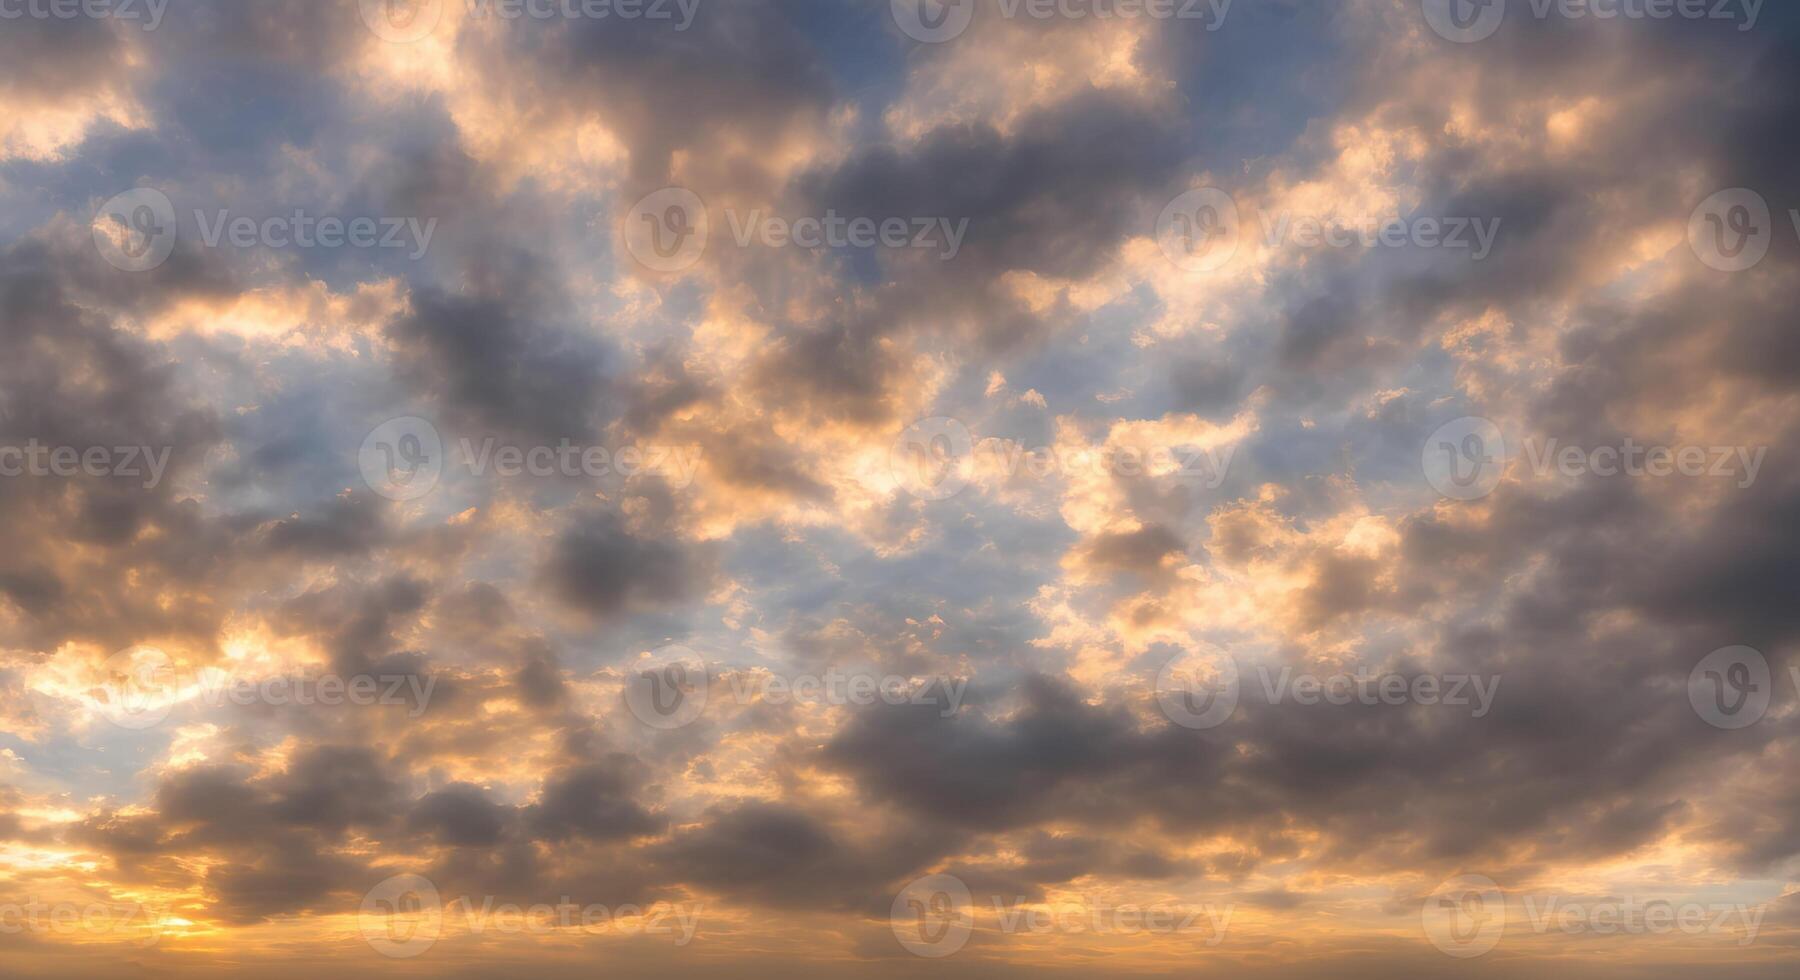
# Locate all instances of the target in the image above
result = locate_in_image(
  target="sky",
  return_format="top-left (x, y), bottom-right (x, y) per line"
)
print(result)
top-left (2, 0), bottom-right (1799, 976)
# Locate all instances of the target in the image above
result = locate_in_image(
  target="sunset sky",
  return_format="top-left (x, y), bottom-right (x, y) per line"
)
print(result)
top-left (3, 0), bottom-right (1799, 976)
